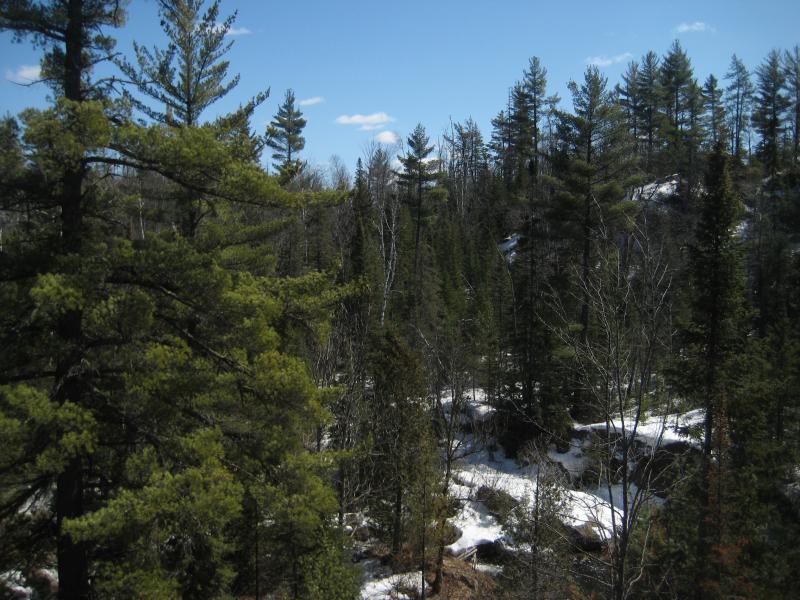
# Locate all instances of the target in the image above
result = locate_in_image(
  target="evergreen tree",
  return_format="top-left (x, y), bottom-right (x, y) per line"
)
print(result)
top-left (118, 0), bottom-right (268, 238)
top-left (685, 78), bottom-right (706, 199)
top-left (551, 67), bottom-right (638, 333)
top-left (617, 60), bottom-right (643, 153)
top-left (266, 88), bottom-right (307, 181)
top-left (118, 0), bottom-right (255, 128)
top-left (784, 45), bottom-right (800, 164)
top-left (752, 49), bottom-right (790, 175)
top-left (397, 123), bottom-right (438, 324)
top-left (490, 106), bottom-right (514, 186)
top-left (547, 66), bottom-right (638, 418)
top-left (685, 143), bottom-right (747, 598)
top-left (0, 3), bottom-right (125, 596)
top-left (725, 54), bottom-right (754, 160)
top-left (522, 56), bottom-right (552, 187)
top-left (636, 51), bottom-right (662, 169)
top-left (509, 83), bottom-right (534, 190)
top-left (703, 74), bottom-right (727, 148)
top-left (660, 40), bottom-right (694, 178)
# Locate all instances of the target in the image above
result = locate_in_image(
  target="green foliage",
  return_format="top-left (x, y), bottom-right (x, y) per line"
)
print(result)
top-left (266, 89), bottom-right (307, 181)
top-left (118, 0), bottom-right (249, 127)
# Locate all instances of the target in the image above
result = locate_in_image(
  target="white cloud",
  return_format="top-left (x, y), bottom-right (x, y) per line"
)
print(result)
top-left (212, 23), bottom-right (252, 36)
top-left (336, 112), bottom-right (395, 131)
top-left (5, 64), bottom-right (41, 84)
top-left (675, 21), bottom-right (713, 34)
top-left (226, 26), bottom-right (252, 36)
top-left (374, 130), bottom-right (400, 145)
top-left (585, 52), bottom-right (633, 67)
top-left (299, 96), bottom-right (325, 106)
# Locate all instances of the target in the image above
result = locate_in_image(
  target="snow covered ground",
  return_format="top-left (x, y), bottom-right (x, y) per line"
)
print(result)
top-left (575, 408), bottom-right (705, 448)
top-left (631, 175), bottom-right (679, 203)
top-left (444, 399), bottom-right (704, 551)
top-left (359, 388), bottom-right (704, 599)
top-left (360, 567), bottom-right (421, 600)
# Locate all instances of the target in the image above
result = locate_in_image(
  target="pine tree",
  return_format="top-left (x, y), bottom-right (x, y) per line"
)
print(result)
top-left (490, 107), bottom-right (514, 187)
top-left (660, 40), bottom-right (694, 179)
top-left (118, 0), bottom-right (268, 237)
top-left (685, 78), bottom-right (706, 199)
top-left (266, 88), bottom-right (307, 182)
top-left (725, 55), bottom-right (754, 160)
top-left (397, 123), bottom-right (437, 321)
top-left (0, 3), bottom-right (124, 596)
top-left (784, 46), bottom-right (800, 164)
top-left (703, 74), bottom-right (727, 148)
top-left (547, 66), bottom-right (638, 419)
top-left (118, 0), bottom-right (257, 128)
top-left (522, 56), bottom-right (552, 187)
top-left (636, 51), bottom-right (662, 170)
top-left (617, 60), bottom-right (643, 153)
top-left (752, 49), bottom-right (790, 175)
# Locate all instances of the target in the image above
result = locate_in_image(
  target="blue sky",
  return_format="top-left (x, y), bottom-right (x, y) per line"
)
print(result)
top-left (2, 0), bottom-right (799, 176)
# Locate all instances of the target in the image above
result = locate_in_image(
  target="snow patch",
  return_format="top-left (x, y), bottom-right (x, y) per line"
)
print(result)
top-left (576, 409), bottom-right (705, 449)
top-left (447, 500), bottom-right (504, 554)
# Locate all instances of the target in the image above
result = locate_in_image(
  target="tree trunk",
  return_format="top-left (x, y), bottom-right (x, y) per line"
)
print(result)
top-left (57, 3), bottom-right (90, 598)
top-left (392, 487), bottom-right (403, 559)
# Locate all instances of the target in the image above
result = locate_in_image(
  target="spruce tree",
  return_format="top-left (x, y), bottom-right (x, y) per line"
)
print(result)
top-left (685, 143), bottom-right (747, 598)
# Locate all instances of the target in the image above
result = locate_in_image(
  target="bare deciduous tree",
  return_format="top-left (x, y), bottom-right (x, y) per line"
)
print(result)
top-left (549, 211), bottom-right (676, 600)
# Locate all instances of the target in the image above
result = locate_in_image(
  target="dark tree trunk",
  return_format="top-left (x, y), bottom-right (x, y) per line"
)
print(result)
top-left (56, 2), bottom-right (90, 597)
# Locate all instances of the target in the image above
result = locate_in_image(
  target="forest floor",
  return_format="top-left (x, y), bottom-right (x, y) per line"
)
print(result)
top-left (358, 389), bottom-right (705, 599)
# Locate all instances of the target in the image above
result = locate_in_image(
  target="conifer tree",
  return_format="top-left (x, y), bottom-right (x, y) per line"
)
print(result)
top-left (0, 2), bottom-right (125, 595)
top-left (703, 74), bottom-right (727, 147)
top-left (684, 143), bottom-right (747, 597)
top-left (522, 56), bottom-right (551, 186)
top-left (636, 51), bottom-right (662, 169)
top-left (784, 46), bottom-right (800, 164)
top-left (118, 0), bottom-right (268, 237)
top-left (490, 107), bottom-right (514, 186)
top-left (398, 123), bottom-right (437, 321)
top-left (617, 60), bottom-right (643, 152)
top-left (725, 54), bottom-right (754, 160)
top-left (547, 66), bottom-right (638, 419)
top-left (118, 0), bottom-right (251, 127)
top-left (266, 88), bottom-right (307, 181)
top-left (660, 40), bottom-right (694, 178)
top-left (753, 49), bottom-right (790, 175)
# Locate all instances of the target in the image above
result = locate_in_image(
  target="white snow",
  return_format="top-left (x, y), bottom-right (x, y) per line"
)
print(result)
top-left (447, 500), bottom-right (504, 554)
top-left (450, 434), bottom-right (620, 545)
top-left (575, 408), bottom-right (705, 449)
top-left (631, 176), bottom-right (679, 203)
top-left (0, 571), bottom-right (32, 599)
top-left (547, 438), bottom-right (591, 481)
top-left (359, 387), bottom-right (705, 599)
top-left (360, 569), bottom-right (420, 600)
top-left (439, 387), bottom-right (495, 422)
top-left (499, 233), bottom-right (522, 254)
